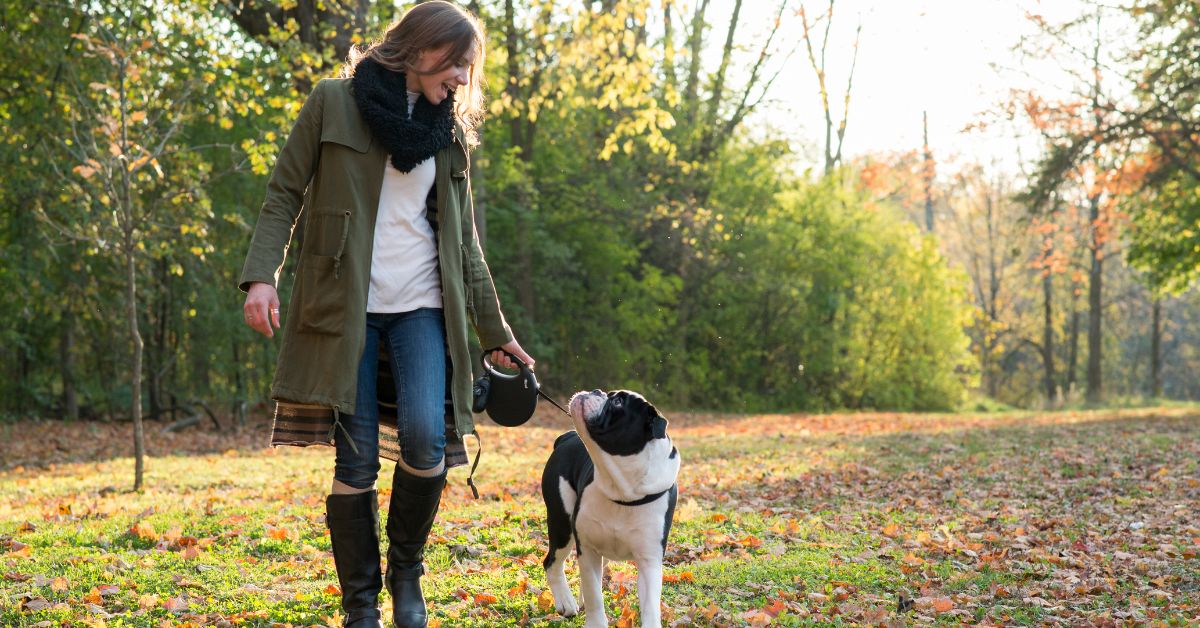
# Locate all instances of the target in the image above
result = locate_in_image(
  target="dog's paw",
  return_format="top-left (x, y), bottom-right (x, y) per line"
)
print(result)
top-left (555, 595), bottom-right (580, 617)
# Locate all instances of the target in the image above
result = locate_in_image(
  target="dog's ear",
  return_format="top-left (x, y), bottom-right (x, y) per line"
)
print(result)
top-left (649, 412), bottom-right (668, 440)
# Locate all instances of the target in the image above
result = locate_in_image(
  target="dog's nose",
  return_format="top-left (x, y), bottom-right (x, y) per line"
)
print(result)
top-left (591, 389), bottom-right (603, 395)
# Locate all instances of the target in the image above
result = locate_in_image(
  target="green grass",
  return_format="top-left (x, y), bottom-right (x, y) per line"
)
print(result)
top-left (2, 407), bottom-right (1199, 625)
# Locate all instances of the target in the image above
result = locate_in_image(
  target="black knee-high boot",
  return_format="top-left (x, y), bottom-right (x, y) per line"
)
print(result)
top-left (385, 466), bottom-right (446, 628)
top-left (326, 491), bottom-right (384, 628)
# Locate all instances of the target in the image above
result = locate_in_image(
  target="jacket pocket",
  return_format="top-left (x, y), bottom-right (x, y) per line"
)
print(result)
top-left (296, 255), bottom-right (345, 335)
top-left (304, 209), bottom-right (352, 261)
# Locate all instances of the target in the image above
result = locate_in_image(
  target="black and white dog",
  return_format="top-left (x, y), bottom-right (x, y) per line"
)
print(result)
top-left (540, 389), bottom-right (681, 627)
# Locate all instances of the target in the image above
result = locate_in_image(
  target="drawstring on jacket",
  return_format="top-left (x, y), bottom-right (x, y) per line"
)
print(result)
top-left (333, 210), bottom-right (351, 279)
top-left (328, 406), bottom-right (361, 456)
top-left (465, 432), bottom-right (482, 499)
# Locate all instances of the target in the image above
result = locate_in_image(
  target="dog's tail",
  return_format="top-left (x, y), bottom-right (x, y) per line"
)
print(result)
top-left (552, 430), bottom-right (580, 449)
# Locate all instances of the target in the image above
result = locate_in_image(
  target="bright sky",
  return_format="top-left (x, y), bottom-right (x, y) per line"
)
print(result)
top-left (709, 0), bottom-right (1097, 174)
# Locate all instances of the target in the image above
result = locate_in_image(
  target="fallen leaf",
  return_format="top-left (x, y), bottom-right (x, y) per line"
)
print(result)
top-left (129, 522), bottom-right (157, 542)
top-left (83, 588), bottom-right (103, 605)
top-left (763, 597), bottom-right (788, 617)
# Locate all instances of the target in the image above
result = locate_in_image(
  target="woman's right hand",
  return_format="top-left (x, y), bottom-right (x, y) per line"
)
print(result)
top-left (244, 282), bottom-right (281, 338)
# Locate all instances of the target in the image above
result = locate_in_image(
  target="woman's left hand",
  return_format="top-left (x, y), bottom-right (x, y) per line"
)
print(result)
top-left (491, 339), bottom-right (535, 370)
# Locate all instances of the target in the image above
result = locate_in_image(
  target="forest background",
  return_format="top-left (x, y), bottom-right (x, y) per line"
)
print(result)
top-left (2, 0), bottom-right (1198, 431)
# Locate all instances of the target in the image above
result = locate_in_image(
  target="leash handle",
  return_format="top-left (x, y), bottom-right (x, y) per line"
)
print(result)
top-left (482, 348), bottom-right (571, 418)
top-left (481, 350), bottom-right (528, 377)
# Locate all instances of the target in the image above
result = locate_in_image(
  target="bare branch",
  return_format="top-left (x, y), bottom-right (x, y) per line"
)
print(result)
top-left (831, 18), bottom-right (861, 168)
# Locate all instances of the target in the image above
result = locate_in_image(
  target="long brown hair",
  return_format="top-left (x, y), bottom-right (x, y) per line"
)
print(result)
top-left (343, 1), bottom-right (486, 146)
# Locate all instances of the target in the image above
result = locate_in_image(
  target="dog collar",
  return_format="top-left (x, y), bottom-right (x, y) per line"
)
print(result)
top-left (613, 488), bottom-right (670, 507)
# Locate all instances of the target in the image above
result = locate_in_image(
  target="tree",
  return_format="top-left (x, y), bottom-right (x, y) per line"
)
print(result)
top-left (942, 166), bottom-right (1028, 399)
top-left (1024, 2), bottom-right (1199, 289)
top-left (799, 0), bottom-right (860, 176)
top-left (39, 0), bottom-right (243, 489)
top-left (219, 0), bottom-right (369, 92)
top-left (1017, 8), bottom-right (1144, 404)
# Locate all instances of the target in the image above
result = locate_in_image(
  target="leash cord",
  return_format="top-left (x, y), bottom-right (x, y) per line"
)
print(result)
top-left (538, 389), bottom-right (572, 416)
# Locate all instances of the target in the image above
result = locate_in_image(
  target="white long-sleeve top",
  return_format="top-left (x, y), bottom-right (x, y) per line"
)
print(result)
top-left (366, 91), bottom-right (442, 313)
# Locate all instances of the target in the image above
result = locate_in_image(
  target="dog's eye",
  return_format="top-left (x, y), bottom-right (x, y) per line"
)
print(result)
top-left (611, 398), bottom-right (623, 408)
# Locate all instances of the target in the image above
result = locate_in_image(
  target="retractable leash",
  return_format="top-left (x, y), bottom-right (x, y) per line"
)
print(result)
top-left (465, 350), bottom-right (571, 498)
top-left (471, 351), bottom-right (571, 423)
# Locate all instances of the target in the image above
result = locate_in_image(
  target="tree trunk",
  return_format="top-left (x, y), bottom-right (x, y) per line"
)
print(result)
top-left (683, 0), bottom-right (710, 126)
top-left (148, 259), bottom-right (166, 421)
top-left (126, 244), bottom-right (145, 491)
top-left (1085, 199), bottom-right (1103, 404)
top-left (1084, 22), bottom-right (1105, 406)
top-left (232, 337), bottom-right (246, 427)
top-left (662, 0), bottom-right (676, 88)
top-left (504, 0), bottom-right (537, 326)
top-left (1067, 289), bottom-right (1080, 395)
top-left (118, 47), bottom-right (145, 491)
top-left (984, 185), bottom-right (998, 397)
top-left (923, 111), bottom-right (934, 232)
top-left (1151, 296), bottom-right (1162, 398)
top-left (704, 0), bottom-right (742, 129)
top-left (61, 316), bottom-right (78, 421)
top-left (1042, 270), bottom-right (1056, 404)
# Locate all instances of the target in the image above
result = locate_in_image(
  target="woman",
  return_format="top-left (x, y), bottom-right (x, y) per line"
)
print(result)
top-left (238, 3), bottom-right (532, 627)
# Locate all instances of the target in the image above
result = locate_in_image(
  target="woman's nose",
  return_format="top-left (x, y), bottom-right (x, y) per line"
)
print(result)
top-left (455, 69), bottom-right (469, 85)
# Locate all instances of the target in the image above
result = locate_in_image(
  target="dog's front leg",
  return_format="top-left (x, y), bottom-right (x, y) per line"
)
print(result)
top-left (636, 558), bottom-right (664, 627)
top-left (578, 547), bottom-right (607, 628)
top-left (543, 543), bottom-right (578, 617)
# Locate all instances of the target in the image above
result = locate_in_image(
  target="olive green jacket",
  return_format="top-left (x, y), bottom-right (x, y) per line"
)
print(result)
top-left (239, 77), bottom-right (513, 444)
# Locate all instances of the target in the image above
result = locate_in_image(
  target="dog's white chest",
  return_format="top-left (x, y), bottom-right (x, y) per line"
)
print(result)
top-left (574, 488), bottom-right (668, 562)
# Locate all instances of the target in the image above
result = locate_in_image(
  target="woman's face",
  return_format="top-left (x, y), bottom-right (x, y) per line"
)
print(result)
top-left (406, 44), bottom-right (475, 105)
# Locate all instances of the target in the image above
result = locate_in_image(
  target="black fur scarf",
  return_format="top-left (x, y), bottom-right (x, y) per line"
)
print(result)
top-left (351, 57), bottom-right (455, 173)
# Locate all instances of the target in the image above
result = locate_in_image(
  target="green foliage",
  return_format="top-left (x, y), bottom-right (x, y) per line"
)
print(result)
top-left (0, 0), bottom-right (314, 419)
top-left (1126, 173), bottom-right (1200, 294)
top-left (13, 0), bottom-right (1187, 420)
top-left (694, 170), bottom-right (973, 411)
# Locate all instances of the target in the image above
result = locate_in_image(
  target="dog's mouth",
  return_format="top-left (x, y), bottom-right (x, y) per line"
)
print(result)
top-left (568, 390), bottom-right (607, 427)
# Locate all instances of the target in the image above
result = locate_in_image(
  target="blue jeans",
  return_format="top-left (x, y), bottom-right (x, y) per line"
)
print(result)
top-left (334, 309), bottom-right (447, 489)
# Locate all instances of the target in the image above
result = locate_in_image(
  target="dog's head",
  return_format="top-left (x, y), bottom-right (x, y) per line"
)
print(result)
top-left (568, 389), bottom-right (670, 457)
